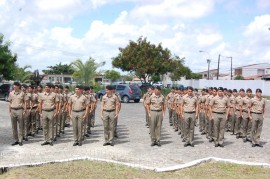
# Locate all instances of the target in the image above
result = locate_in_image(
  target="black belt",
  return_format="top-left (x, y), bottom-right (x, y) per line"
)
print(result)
top-left (43, 108), bottom-right (55, 112)
top-left (11, 107), bottom-right (23, 110)
top-left (251, 112), bottom-right (262, 114)
top-left (184, 111), bottom-right (195, 114)
top-left (213, 112), bottom-right (225, 114)
top-left (242, 110), bottom-right (247, 113)
top-left (236, 109), bottom-right (240, 111)
top-left (72, 109), bottom-right (85, 112)
top-left (151, 110), bottom-right (162, 112)
top-left (104, 109), bottom-right (115, 112)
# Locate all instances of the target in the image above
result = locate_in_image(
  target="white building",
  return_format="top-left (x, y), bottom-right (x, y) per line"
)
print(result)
top-left (234, 63), bottom-right (270, 80)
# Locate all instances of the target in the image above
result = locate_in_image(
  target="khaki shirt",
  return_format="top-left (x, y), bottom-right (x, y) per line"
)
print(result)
top-left (235, 96), bottom-right (243, 110)
top-left (8, 90), bottom-right (25, 109)
top-left (143, 92), bottom-right (152, 103)
top-left (39, 92), bottom-right (59, 110)
top-left (166, 92), bottom-right (173, 107)
top-left (31, 93), bottom-right (39, 108)
top-left (101, 94), bottom-right (118, 111)
top-left (206, 95), bottom-right (214, 105)
top-left (69, 94), bottom-right (89, 111)
top-left (146, 94), bottom-right (165, 111)
top-left (24, 92), bottom-right (31, 109)
top-left (198, 94), bottom-right (206, 109)
top-left (239, 96), bottom-right (251, 112)
top-left (181, 95), bottom-right (198, 112)
top-left (210, 95), bottom-right (230, 113)
top-left (114, 92), bottom-right (121, 102)
top-left (228, 95), bottom-right (235, 108)
top-left (249, 96), bottom-right (266, 113)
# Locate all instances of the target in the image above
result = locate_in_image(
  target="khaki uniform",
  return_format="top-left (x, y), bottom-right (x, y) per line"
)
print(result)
top-left (30, 92), bottom-right (39, 135)
top-left (8, 90), bottom-right (25, 143)
top-left (210, 95), bottom-right (230, 145)
top-left (63, 92), bottom-right (72, 126)
top-left (39, 92), bottom-right (59, 143)
top-left (227, 95), bottom-right (235, 132)
top-left (234, 96), bottom-right (243, 136)
top-left (101, 94), bottom-right (119, 144)
top-left (174, 94), bottom-right (183, 136)
top-left (171, 93), bottom-right (178, 130)
top-left (69, 94), bottom-right (89, 143)
top-left (181, 95), bottom-right (198, 145)
top-left (24, 92), bottom-right (31, 137)
top-left (206, 95), bottom-right (214, 140)
top-left (89, 92), bottom-right (98, 127)
top-left (54, 92), bottom-right (62, 137)
top-left (166, 92), bottom-right (173, 124)
top-left (36, 92), bottom-right (43, 130)
top-left (114, 92), bottom-right (121, 135)
top-left (84, 93), bottom-right (96, 135)
top-left (249, 96), bottom-right (266, 145)
top-left (146, 94), bottom-right (165, 144)
top-left (143, 92), bottom-right (152, 126)
top-left (198, 94), bottom-right (207, 133)
top-left (239, 95), bottom-right (252, 139)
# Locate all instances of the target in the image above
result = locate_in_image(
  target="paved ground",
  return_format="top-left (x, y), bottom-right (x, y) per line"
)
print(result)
top-left (0, 100), bottom-right (270, 169)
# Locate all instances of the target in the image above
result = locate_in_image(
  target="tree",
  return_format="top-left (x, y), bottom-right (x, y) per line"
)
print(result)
top-left (30, 70), bottom-right (45, 85)
top-left (71, 57), bottom-right (105, 86)
top-left (112, 37), bottom-right (174, 82)
top-left (0, 33), bottom-right (17, 80)
top-left (121, 73), bottom-right (134, 81)
top-left (104, 70), bottom-right (121, 83)
top-left (42, 62), bottom-right (74, 74)
top-left (13, 65), bottom-right (33, 83)
top-left (234, 75), bottom-right (244, 80)
top-left (169, 56), bottom-right (191, 81)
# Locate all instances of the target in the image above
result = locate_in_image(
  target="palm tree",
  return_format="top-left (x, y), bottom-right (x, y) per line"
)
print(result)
top-left (71, 57), bottom-right (105, 86)
top-left (14, 65), bottom-right (34, 83)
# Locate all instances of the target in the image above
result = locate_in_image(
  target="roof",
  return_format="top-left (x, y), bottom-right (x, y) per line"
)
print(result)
top-left (197, 69), bottom-right (218, 73)
top-left (235, 63), bottom-right (270, 69)
top-left (243, 74), bottom-right (263, 80)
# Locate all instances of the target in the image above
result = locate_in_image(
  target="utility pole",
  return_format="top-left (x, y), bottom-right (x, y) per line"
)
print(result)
top-left (217, 54), bottom-right (220, 80)
top-left (207, 59), bottom-right (210, 80)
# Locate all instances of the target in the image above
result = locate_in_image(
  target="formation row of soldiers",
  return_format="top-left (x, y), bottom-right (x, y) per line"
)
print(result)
top-left (8, 82), bottom-right (99, 146)
top-left (143, 86), bottom-right (266, 148)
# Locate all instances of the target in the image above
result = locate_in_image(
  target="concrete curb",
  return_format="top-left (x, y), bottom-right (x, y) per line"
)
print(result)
top-left (1, 157), bottom-right (270, 174)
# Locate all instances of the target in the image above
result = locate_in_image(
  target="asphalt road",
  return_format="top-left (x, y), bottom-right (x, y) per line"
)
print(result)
top-left (0, 100), bottom-right (270, 169)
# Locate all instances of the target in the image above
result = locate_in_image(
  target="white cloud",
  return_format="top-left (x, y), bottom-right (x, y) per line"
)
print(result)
top-left (196, 33), bottom-right (223, 47)
top-left (0, 0), bottom-right (6, 6)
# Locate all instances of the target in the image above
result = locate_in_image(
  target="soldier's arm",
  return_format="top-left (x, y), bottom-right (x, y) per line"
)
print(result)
top-left (247, 100), bottom-right (252, 120)
top-left (100, 100), bottom-right (104, 119)
top-left (84, 102), bottom-right (89, 120)
top-left (226, 101), bottom-right (230, 119)
top-left (195, 102), bottom-right (199, 119)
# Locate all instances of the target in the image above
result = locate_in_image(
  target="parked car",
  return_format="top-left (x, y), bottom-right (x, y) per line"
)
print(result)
top-left (0, 83), bottom-right (13, 102)
top-left (137, 82), bottom-right (152, 91)
top-left (97, 84), bottom-right (142, 103)
top-left (152, 82), bottom-right (163, 88)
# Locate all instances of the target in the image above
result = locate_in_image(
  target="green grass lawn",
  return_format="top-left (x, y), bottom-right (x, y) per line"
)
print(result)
top-left (1, 160), bottom-right (270, 179)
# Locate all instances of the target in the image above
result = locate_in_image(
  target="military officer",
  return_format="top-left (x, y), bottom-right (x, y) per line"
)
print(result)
top-left (36, 84), bottom-right (43, 132)
top-left (112, 85), bottom-right (121, 138)
top-left (239, 88), bottom-right (252, 142)
top-left (8, 82), bottom-right (26, 146)
top-left (62, 85), bottom-right (72, 130)
top-left (146, 86), bottom-right (166, 147)
top-left (181, 86), bottom-right (199, 147)
top-left (89, 86), bottom-right (98, 129)
top-left (230, 89), bottom-right (238, 134)
top-left (166, 88), bottom-right (174, 126)
top-left (198, 88), bottom-right (207, 135)
top-left (234, 88), bottom-right (245, 138)
top-left (209, 87), bottom-right (230, 147)
top-left (206, 87), bottom-right (217, 142)
top-left (38, 83), bottom-right (59, 146)
top-left (28, 85), bottom-right (39, 136)
top-left (100, 85), bottom-right (120, 146)
top-left (21, 84), bottom-right (30, 141)
top-left (248, 88), bottom-right (266, 147)
top-left (69, 85), bottom-right (89, 146)
top-left (143, 86), bottom-right (154, 128)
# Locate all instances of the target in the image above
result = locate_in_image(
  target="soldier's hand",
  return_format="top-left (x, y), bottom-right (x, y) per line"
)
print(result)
top-left (114, 113), bottom-right (118, 119)
top-left (148, 113), bottom-right (151, 118)
top-left (101, 115), bottom-right (104, 121)
top-left (82, 115), bottom-right (86, 121)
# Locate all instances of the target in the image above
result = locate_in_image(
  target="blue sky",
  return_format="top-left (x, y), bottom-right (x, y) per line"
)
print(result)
top-left (0, 0), bottom-right (269, 75)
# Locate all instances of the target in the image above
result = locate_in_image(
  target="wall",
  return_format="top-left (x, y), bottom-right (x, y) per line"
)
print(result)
top-left (173, 79), bottom-right (270, 96)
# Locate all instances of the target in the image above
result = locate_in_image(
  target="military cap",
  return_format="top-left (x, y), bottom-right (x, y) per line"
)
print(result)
top-left (246, 88), bottom-right (252, 93)
top-left (186, 86), bottom-right (193, 91)
top-left (256, 88), bottom-right (262, 93)
top-left (22, 84), bottom-right (28, 88)
top-left (233, 89), bottom-right (238, 92)
top-left (213, 87), bottom-right (218, 91)
top-left (84, 86), bottom-right (90, 90)
top-left (75, 85), bottom-right (83, 89)
top-left (89, 86), bottom-right (93, 90)
top-left (217, 87), bottom-right (224, 91)
top-left (45, 83), bottom-right (51, 88)
top-left (37, 84), bottom-right (43, 88)
top-left (106, 85), bottom-right (113, 90)
top-left (228, 89), bottom-right (232, 93)
top-left (155, 86), bottom-right (161, 90)
top-left (194, 88), bottom-right (198, 92)
top-left (239, 88), bottom-right (245, 92)
top-left (54, 85), bottom-right (59, 88)
top-left (64, 85), bottom-right (69, 89)
top-left (50, 84), bottom-right (55, 88)
top-left (223, 88), bottom-right (227, 91)
top-left (59, 85), bottom-right (63, 89)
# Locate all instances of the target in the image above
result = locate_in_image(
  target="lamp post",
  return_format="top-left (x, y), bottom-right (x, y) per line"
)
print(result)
top-left (226, 57), bottom-right (233, 80)
top-left (199, 50), bottom-right (211, 80)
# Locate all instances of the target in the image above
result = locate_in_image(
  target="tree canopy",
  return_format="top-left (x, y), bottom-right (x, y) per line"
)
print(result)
top-left (42, 62), bottom-right (74, 74)
top-left (71, 57), bottom-right (105, 86)
top-left (104, 70), bottom-right (121, 82)
top-left (112, 37), bottom-right (176, 82)
top-left (0, 33), bottom-right (17, 80)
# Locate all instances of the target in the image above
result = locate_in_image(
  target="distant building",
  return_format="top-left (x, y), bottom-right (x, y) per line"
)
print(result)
top-left (234, 63), bottom-right (270, 80)
top-left (197, 69), bottom-right (218, 80)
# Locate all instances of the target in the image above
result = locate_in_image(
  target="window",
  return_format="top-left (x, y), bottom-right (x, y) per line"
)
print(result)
top-left (116, 85), bottom-right (125, 90)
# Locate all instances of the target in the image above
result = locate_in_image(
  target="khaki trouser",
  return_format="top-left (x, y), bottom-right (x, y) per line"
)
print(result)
top-left (90, 108), bottom-right (96, 127)
top-left (183, 112), bottom-right (196, 144)
top-left (42, 110), bottom-right (55, 143)
top-left (179, 114), bottom-right (185, 138)
top-left (103, 111), bottom-right (116, 143)
top-left (23, 110), bottom-right (31, 137)
top-left (229, 108), bottom-right (235, 132)
top-left (208, 116), bottom-right (214, 139)
top-left (172, 110), bottom-right (177, 129)
top-left (205, 112), bottom-right (209, 138)
top-left (36, 112), bottom-right (42, 130)
top-left (199, 110), bottom-right (206, 132)
top-left (30, 109), bottom-right (38, 135)
top-left (235, 110), bottom-right (242, 135)
top-left (61, 111), bottom-right (68, 131)
top-left (72, 111), bottom-right (84, 142)
top-left (241, 111), bottom-right (251, 138)
top-left (168, 108), bottom-right (172, 124)
top-left (251, 113), bottom-right (264, 145)
top-left (10, 109), bottom-right (24, 142)
top-left (150, 110), bottom-right (163, 143)
top-left (213, 113), bottom-right (226, 145)
top-left (144, 106), bottom-right (149, 125)
top-left (54, 110), bottom-right (61, 137)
